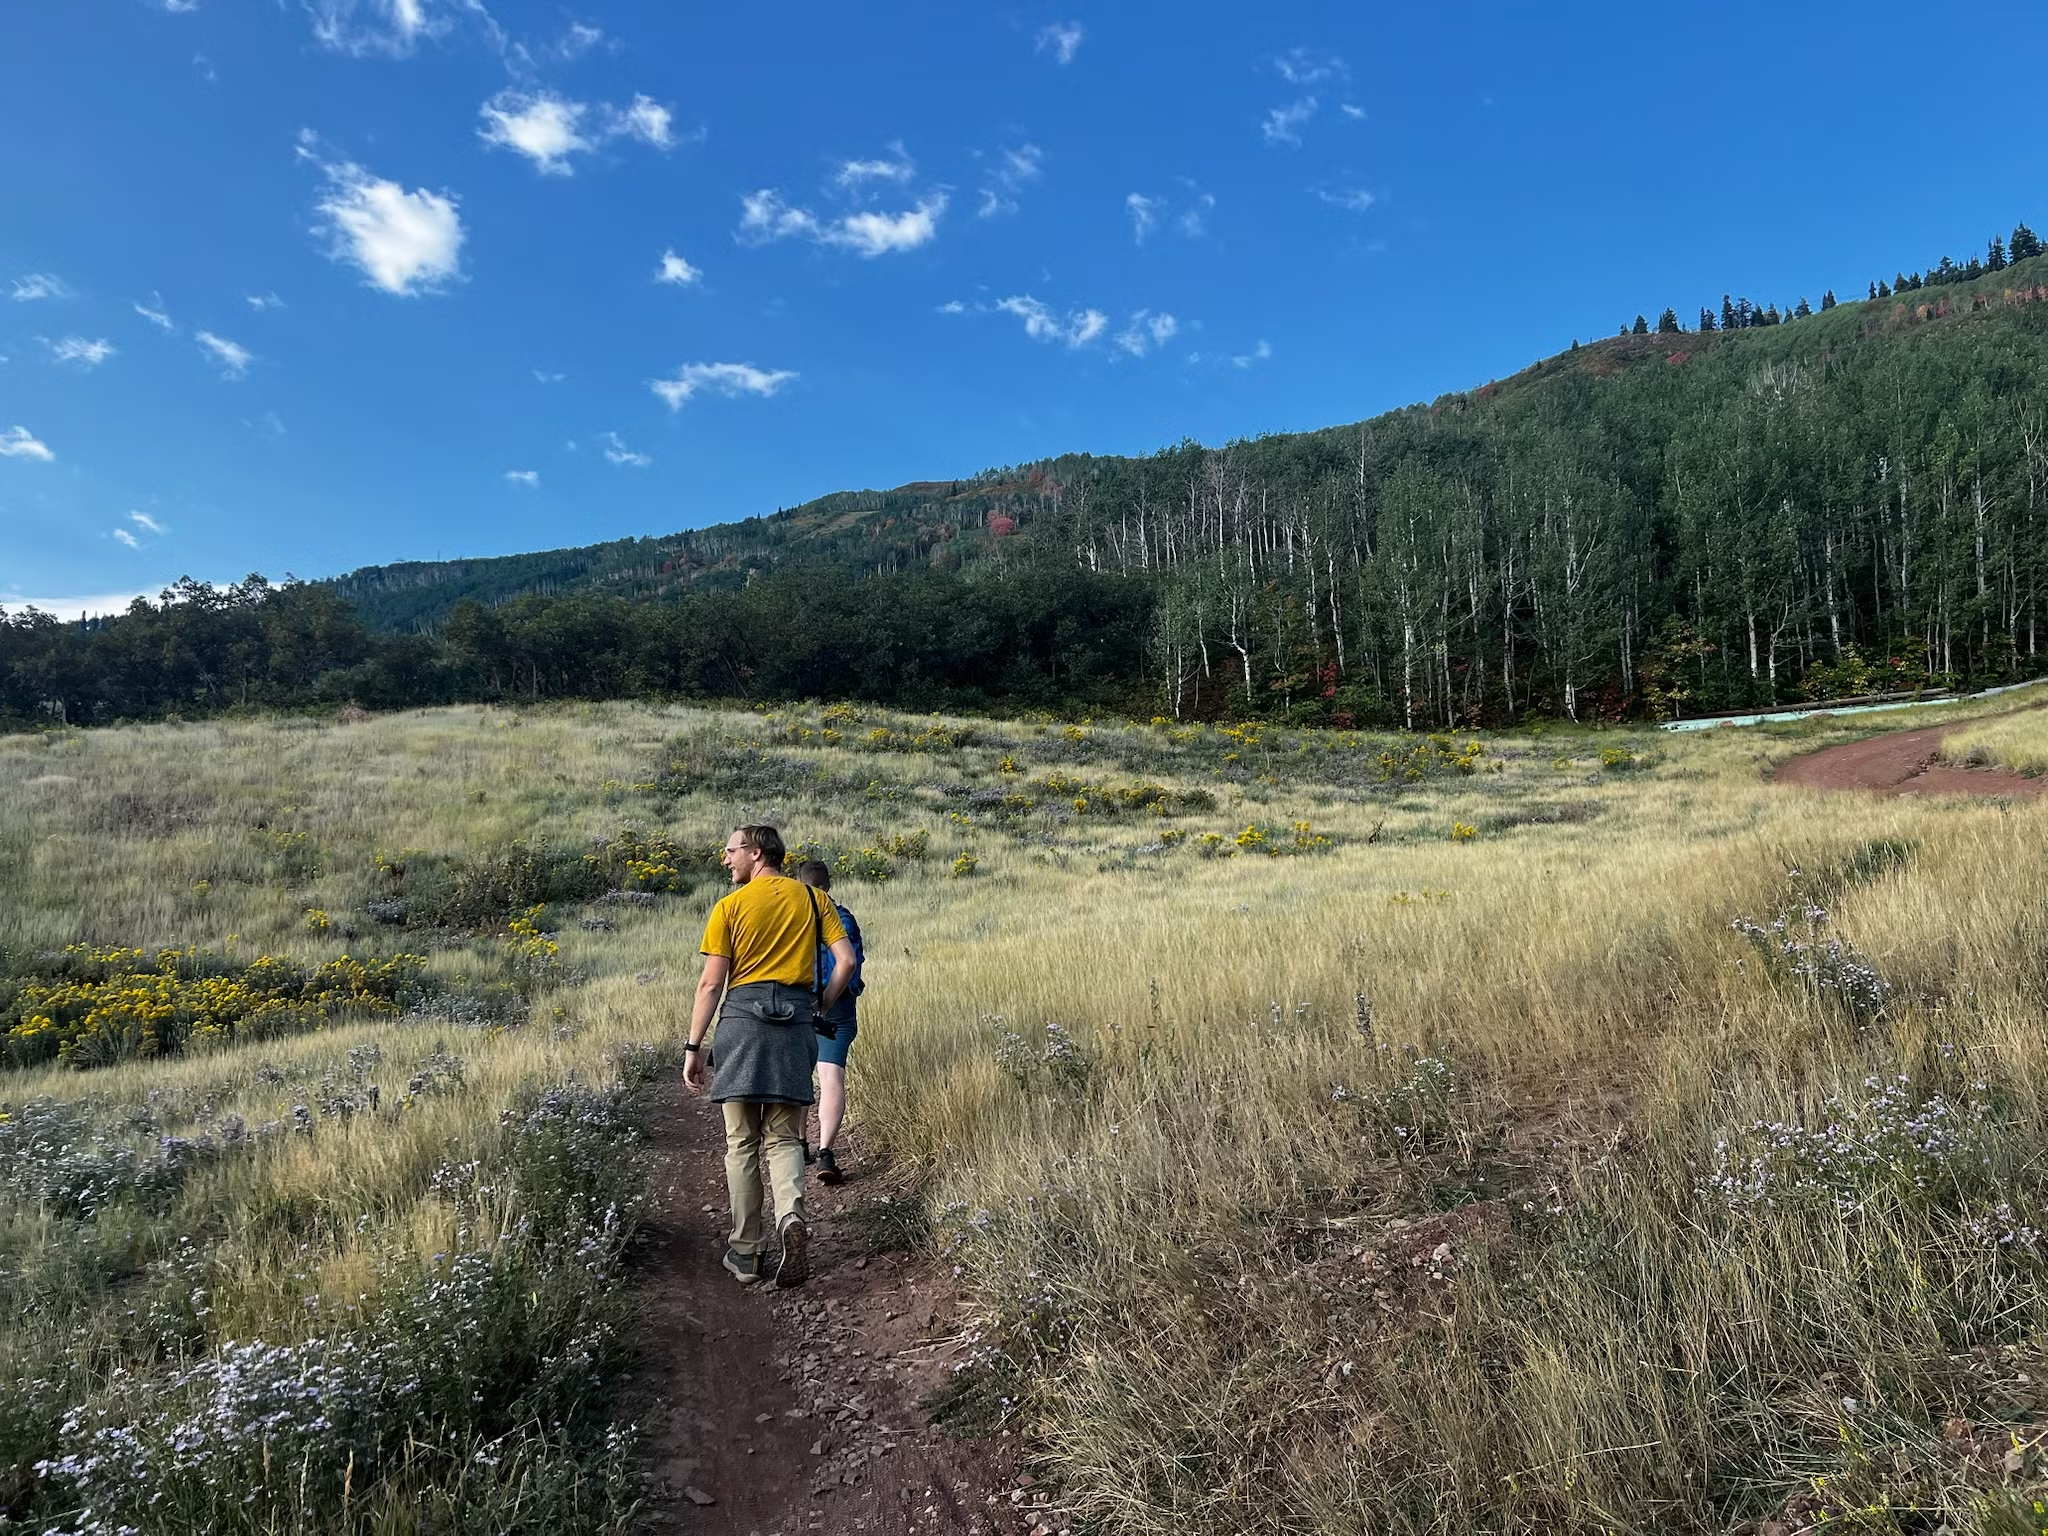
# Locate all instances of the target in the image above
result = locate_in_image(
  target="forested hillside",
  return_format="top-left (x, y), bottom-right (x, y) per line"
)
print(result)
top-left (7, 229), bottom-right (2048, 729)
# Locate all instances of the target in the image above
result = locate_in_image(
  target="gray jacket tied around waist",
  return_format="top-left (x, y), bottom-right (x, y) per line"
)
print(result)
top-left (708, 980), bottom-right (819, 1105)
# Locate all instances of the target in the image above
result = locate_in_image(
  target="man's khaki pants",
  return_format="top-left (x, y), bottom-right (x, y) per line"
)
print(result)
top-left (722, 1101), bottom-right (806, 1255)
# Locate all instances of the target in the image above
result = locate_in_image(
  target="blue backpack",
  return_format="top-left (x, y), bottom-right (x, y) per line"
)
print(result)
top-left (815, 902), bottom-right (865, 1000)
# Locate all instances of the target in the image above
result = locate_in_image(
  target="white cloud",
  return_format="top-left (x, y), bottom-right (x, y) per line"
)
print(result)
top-left (479, 90), bottom-right (591, 175)
top-left (49, 337), bottom-right (116, 368)
top-left (246, 292), bottom-right (286, 311)
top-left (600, 430), bottom-right (652, 467)
top-left (505, 468), bottom-right (540, 486)
top-left (0, 426), bottom-right (55, 462)
top-left (1125, 192), bottom-right (1164, 244)
top-left (113, 528), bottom-right (141, 549)
top-left (609, 94), bottom-right (675, 150)
top-left (996, 295), bottom-right (1107, 348)
top-left (10, 273), bottom-right (67, 302)
top-left (1262, 96), bottom-right (1319, 146)
top-left (309, 154), bottom-right (465, 296)
top-left (304, 0), bottom-right (448, 56)
top-left (1178, 191), bottom-right (1216, 238)
top-left (656, 248), bottom-right (702, 286)
top-left (556, 21), bottom-right (603, 58)
top-left (160, 0), bottom-right (200, 11)
top-left (1314, 185), bottom-right (1376, 212)
top-left (835, 146), bottom-right (915, 188)
top-left (1231, 339), bottom-right (1274, 368)
top-left (196, 331), bottom-right (253, 377)
top-left (1340, 103), bottom-right (1366, 120)
top-left (647, 361), bottom-right (797, 410)
top-left (977, 143), bottom-right (1044, 217)
top-left (1276, 47), bottom-right (1347, 85)
top-left (1115, 310), bottom-right (1179, 357)
top-left (1, 589), bottom-right (165, 618)
top-left (738, 189), bottom-right (945, 257)
top-left (130, 511), bottom-right (167, 535)
top-left (532, 368), bottom-right (565, 383)
top-left (936, 299), bottom-right (966, 315)
top-left (134, 295), bottom-right (175, 331)
top-left (1035, 21), bottom-right (1083, 64)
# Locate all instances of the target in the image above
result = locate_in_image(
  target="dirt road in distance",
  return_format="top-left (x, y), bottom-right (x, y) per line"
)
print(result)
top-left (1773, 717), bottom-right (2044, 799)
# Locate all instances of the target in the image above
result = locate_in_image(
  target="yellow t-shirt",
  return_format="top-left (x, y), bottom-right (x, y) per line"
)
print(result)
top-left (700, 874), bottom-right (849, 988)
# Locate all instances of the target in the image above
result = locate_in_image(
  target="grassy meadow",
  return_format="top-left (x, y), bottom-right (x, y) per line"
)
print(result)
top-left (7, 696), bottom-right (2048, 1533)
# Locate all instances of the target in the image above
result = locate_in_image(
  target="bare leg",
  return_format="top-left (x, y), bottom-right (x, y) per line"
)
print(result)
top-left (817, 1062), bottom-right (847, 1151)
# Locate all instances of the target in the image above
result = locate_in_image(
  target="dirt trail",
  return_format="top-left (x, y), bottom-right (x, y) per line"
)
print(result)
top-left (624, 1079), bottom-right (1036, 1536)
top-left (1773, 716), bottom-right (2044, 798)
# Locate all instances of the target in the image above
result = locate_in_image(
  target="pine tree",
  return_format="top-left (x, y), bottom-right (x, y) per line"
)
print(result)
top-left (2013, 223), bottom-right (2043, 263)
top-left (1794, 296), bottom-right (1813, 319)
top-left (1878, 279), bottom-right (1892, 298)
top-left (1965, 255), bottom-right (1983, 280)
top-left (1698, 306), bottom-right (1717, 332)
top-left (1895, 272), bottom-right (1910, 294)
top-left (1989, 236), bottom-right (2008, 271)
top-left (1632, 314), bottom-right (1650, 335)
top-left (1721, 294), bottom-right (1737, 331)
top-left (1869, 281), bottom-right (1879, 301)
top-left (1820, 290), bottom-right (1837, 311)
top-left (1657, 307), bottom-right (1681, 334)
top-left (1763, 303), bottom-right (1781, 325)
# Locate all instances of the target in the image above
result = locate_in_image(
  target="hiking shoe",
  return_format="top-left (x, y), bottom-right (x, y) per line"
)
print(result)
top-left (722, 1248), bottom-right (761, 1285)
top-left (775, 1217), bottom-right (810, 1289)
top-left (816, 1148), bottom-right (844, 1185)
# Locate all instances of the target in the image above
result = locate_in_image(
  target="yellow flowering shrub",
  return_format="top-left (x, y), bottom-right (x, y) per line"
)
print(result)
top-left (2, 945), bottom-right (425, 1071)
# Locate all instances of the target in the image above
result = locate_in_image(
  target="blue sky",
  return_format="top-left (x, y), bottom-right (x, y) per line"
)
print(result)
top-left (5, 1), bottom-right (2046, 617)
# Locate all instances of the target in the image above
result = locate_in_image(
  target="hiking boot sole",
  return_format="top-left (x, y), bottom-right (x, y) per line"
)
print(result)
top-left (775, 1219), bottom-right (809, 1288)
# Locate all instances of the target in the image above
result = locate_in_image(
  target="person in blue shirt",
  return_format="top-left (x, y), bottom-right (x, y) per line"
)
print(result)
top-left (793, 860), bottom-right (864, 1185)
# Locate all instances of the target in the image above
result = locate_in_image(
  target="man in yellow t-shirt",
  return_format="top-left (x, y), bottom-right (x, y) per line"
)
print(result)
top-left (683, 823), bottom-right (854, 1288)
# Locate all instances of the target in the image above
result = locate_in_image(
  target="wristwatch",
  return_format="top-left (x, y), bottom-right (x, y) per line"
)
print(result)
top-left (683, 1040), bottom-right (703, 1052)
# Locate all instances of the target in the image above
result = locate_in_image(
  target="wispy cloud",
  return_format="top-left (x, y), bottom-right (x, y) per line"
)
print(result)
top-left (600, 430), bottom-right (652, 467)
top-left (608, 95), bottom-right (674, 150)
top-left (996, 295), bottom-right (1107, 348)
top-left (1313, 185), bottom-right (1376, 212)
top-left (304, 0), bottom-right (453, 57)
top-left (130, 511), bottom-right (167, 535)
top-left (977, 143), bottom-right (1044, 218)
top-left (159, 0), bottom-right (200, 12)
top-left (479, 90), bottom-right (590, 175)
top-left (134, 295), bottom-right (176, 331)
top-left (647, 361), bottom-right (797, 410)
top-left (834, 144), bottom-right (915, 189)
top-left (1262, 96), bottom-right (1319, 146)
top-left (532, 368), bottom-right (565, 383)
top-left (656, 249), bottom-right (702, 286)
top-left (305, 144), bottom-right (465, 296)
top-left (1125, 192), bottom-right (1164, 243)
top-left (738, 189), bottom-right (945, 257)
top-left (1340, 103), bottom-right (1366, 120)
top-left (48, 336), bottom-right (116, 368)
top-left (937, 299), bottom-right (967, 315)
top-left (1127, 188), bottom-right (1212, 242)
top-left (0, 426), bottom-right (55, 462)
top-left (1231, 339), bottom-right (1274, 368)
top-left (10, 273), bottom-right (68, 302)
top-left (246, 291), bottom-right (286, 311)
top-left (504, 468), bottom-right (540, 486)
top-left (1115, 311), bottom-right (1179, 357)
top-left (1035, 20), bottom-right (1083, 64)
top-left (1276, 47), bottom-right (1347, 85)
top-left (553, 20), bottom-right (603, 58)
top-left (113, 528), bottom-right (141, 549)
top-left (197, 331), bottom-right (253, 377)
top-left (478, 89), bottom-right (679, 174)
